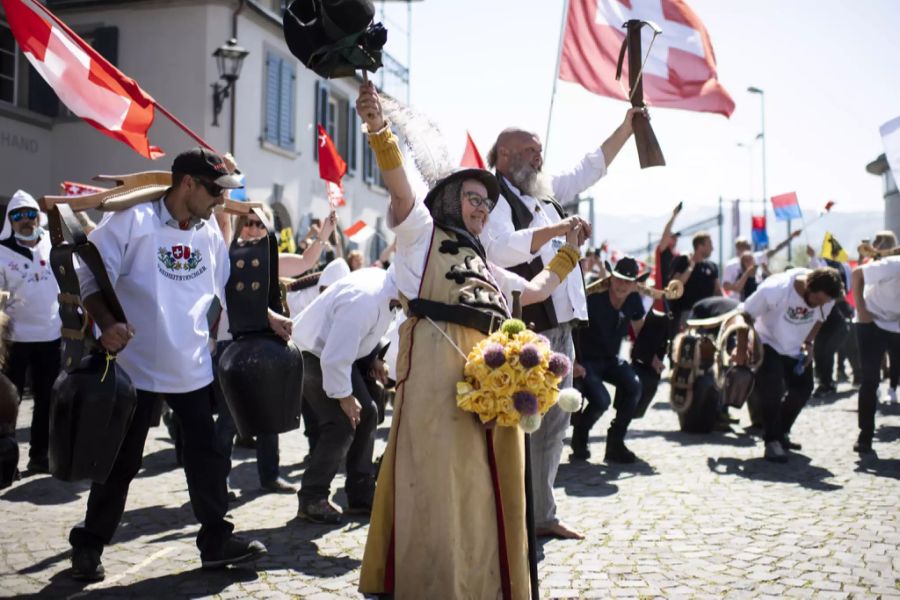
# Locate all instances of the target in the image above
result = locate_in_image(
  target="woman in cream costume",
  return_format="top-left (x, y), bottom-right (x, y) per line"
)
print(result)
top-left (355, 83), bottom-right (585, 599)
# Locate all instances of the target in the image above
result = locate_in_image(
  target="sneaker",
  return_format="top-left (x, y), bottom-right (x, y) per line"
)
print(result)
top-left (297, 498), bottom-right (342, 524)
top-left (70, 547), bottom-right (105, 582)
top-left (201, 536), bottom-right (267, 569)
top-left (764, 440), bottom-right (788, 463)
top-left (782, 436), bottom-right (802, 451)
top-left (26, 457), bottom-right (49, 474)
top-left (260, 478), bottom-right (295, 494)
top-left (604, 440), bottom-right (637, 464)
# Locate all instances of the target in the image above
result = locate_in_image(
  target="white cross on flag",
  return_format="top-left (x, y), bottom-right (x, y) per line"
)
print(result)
top-left (2, 0), bottom-right (164, 158)
top-left (344, 220), bottom-right (376, 244)
top-left (62, 181), bottom-right (106, 197)
top-left (559, 0), bottom-right (734, 117)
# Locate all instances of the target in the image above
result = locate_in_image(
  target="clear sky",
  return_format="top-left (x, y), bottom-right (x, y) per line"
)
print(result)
top-left (378, 0), bottom-right (898, 247)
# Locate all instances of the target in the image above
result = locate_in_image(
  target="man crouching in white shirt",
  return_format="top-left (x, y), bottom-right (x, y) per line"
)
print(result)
top-left (292, 266), bottom-right (398, 524)
top-left (734, 267), bottom-right (844, 463)
top-left (852, 256), bottom-right (900, 454)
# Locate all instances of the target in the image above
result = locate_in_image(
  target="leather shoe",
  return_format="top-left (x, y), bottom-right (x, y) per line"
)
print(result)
top-left (298, 498), bottom-right (342, 524)
top-left (70, 547), bottom-right (105, 582)
top-left (854, 437), bottom-right (873, 455)
top-left (260, 478), bottom-right (295, 494)
top-left (201, 536), bottom-right (267, 569)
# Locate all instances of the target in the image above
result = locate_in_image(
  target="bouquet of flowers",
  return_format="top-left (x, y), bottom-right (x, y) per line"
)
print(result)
top-left (456, 319), bottom-right (583, 432)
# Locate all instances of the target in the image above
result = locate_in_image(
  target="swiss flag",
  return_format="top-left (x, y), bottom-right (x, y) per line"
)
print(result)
top-left (460, 131), bottom-right (486, 169)
top-left (559, 0), bottom-right (734, 117)
top-left (317, 125), bottom-right (347, 184)
top-left (2, 0), bottom-right (164, 158)
top-left (63, 181), bottom-right (106, 197)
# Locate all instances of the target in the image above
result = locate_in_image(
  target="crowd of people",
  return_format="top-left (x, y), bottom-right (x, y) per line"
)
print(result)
top-left (0, 81), bottom-right (897, 599)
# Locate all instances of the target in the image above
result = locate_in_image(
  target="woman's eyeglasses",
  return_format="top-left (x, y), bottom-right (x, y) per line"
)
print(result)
top-left (9, 209), bottom-right (38, 222)
top-left (462, 191), bottom-right (495, 211)
top-left (243, 220), bottom-right (265, 230)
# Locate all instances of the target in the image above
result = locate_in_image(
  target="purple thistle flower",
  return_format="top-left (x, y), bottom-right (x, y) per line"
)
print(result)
top-left (519, 344), bottom-right (541, 369)
top-left (513, 390), bottom-right (539, 416)
top-left (536, 334), bottom-right (551, 347)
top-left (548, 353), bottom-right (571, 378)
top-left (482, 343), bottom-right (506, 368)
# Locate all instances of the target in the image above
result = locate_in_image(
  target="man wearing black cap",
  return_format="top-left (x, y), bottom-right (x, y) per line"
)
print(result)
top-left (572, 257), bottom-right (652, 463)
top-left (67, 148), bottom-right (284, 581)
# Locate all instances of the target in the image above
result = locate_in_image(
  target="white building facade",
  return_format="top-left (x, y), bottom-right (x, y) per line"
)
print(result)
top-left (0, 0), bottom-right (409, 257)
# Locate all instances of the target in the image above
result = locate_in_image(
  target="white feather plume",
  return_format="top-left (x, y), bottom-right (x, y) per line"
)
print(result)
top-left (381, 97), bottom-right (454, 189)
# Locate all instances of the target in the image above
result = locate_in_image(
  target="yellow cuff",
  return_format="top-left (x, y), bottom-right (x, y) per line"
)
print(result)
top-left (544, 244), bottom-right (581, 281)
top-left (366, 122), bottom-right (403, 172)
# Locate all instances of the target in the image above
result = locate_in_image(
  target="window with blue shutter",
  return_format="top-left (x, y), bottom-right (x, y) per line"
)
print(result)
top-left (264, 51), bottom-right (296, 151)
top-left (314, 80), bottom-right (329, 158)
top-left (346, 99), bottom-right (357, 175)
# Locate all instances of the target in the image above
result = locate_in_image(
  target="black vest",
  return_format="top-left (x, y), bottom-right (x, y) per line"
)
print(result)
top-left (496, 175), bottom-right (568, 333)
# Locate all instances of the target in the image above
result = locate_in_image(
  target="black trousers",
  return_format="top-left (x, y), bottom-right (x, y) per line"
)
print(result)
top-left (814, 309), bottom-right (850, 386)
top-left (755, 344), bottom-right (814, 443)
top-left (4, 339), bottom-right (61, 460)
top-left (572, 357), bottom-right (641, 442)
top-left (857, 323), bottom-right (900, 439)
top-left (298, 352), bottom-right (376, 505)
top-left (69, 386), bottom-right (232, 558)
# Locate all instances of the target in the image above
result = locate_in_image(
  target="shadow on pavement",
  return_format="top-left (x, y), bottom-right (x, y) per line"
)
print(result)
top-left (236, 516), bottom-right (362, 577)
top-left (134, 447), bottom-right (179, 479)
top-left (628, 428), bottom-right (757, 448)
top-left (706, 455), bottom-right (842, 491)
top-left (876, 424), bottom-right (900, 443)
top-left (0, 474), bottom-right (87, 504)
top-left (556, 461), bottom-right (621, 498)
top-left (879, 403), bottom-right (900, 417)
top-left (807, 388), bottom-right (856, 407)
top-left (14, 561), bottom-right (259, 600)
top-left (854, 456), bottom-right (900, 480)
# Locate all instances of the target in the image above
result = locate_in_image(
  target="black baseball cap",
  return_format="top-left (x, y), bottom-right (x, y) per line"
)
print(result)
top-left (171, 148), bottom-right (243, 189)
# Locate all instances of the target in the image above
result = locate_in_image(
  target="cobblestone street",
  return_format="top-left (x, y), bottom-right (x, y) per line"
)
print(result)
top-left (2, 379), bottom-right (898, 599)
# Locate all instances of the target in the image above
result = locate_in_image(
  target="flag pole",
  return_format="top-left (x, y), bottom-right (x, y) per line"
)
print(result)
top-left (154, 101), bottom-right (218, 154)
top-left (544, 0), bottom-right (571, 162)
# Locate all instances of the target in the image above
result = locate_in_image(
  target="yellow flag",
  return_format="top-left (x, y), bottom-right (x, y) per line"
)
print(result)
top-left (821, 232), bottom-right (848, 263)
top-left (279, 227), bottom-right (297, 254)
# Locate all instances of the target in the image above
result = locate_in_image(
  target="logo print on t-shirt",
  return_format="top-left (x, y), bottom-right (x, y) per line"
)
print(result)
top-left (785, 305), bottom-right (813, 323)
top-left (158, 245), bottom-right (206, 281)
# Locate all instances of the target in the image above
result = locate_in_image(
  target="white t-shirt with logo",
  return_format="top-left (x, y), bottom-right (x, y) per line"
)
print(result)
top-left (78, 200), bottom-right (229, 394)
top-left (859, 256), bottom-right (900, 333)
top-left (740, 268), bottom-right (834, 357)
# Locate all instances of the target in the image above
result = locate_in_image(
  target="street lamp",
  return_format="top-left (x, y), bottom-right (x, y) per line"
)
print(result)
top-left (746, 86), bottom-right (789, 259)
top-left (211, 38), bottom-right (249, 130)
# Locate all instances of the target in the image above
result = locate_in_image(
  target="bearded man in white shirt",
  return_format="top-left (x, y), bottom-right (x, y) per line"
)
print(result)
top-left (480, 112), bottom-right (642, 539)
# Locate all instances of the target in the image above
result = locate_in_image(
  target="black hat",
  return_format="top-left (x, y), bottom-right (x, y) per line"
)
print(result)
top-left (172, 148), bottom-right (243, 189)
top-left (283, 0), bottom-right (387, 79)
top-left (605, 256), bottom-right (650, 283)
top-left (423, 168), bottom-right (500, 213)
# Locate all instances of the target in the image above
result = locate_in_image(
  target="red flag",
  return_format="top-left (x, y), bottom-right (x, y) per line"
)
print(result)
top-left (62, 181), bottom-right (106, 197)
top-left (559, 0), bottom-right (734, 117)
top-left (2, 0), bottom-right (163, 158)
top-left (824, 200), bottom-right (835, 212)
top-left (317, 125), bottom-right (347, 184)
top-left (344, 219), bottom-right (375, 243)
top-left (460, 131), bottom-right (486, 169)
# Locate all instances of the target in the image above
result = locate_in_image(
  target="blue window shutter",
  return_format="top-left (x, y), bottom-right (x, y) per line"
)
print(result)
top-left (314, 79), bottom-right (329, 159)
top-left (264, 53), bottom-right (280, 145)
top-left (346, 99), bottom-right (357, 174)
top-left (279, 60), bottom-right (295, 149)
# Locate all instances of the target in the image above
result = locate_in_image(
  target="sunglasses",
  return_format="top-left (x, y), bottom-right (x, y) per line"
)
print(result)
top-left (462, 191), bottom-right (495, 211)
top-left (9, 209), bottom-right (38, 222)
top-left (243, 219), bottom-right (265, 229)
top-left (193, 177), bottom-right (224, 198)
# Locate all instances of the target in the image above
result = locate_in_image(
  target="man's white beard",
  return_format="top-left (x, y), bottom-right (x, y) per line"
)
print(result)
top-left (510, 165), bottom-right (552, 198)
